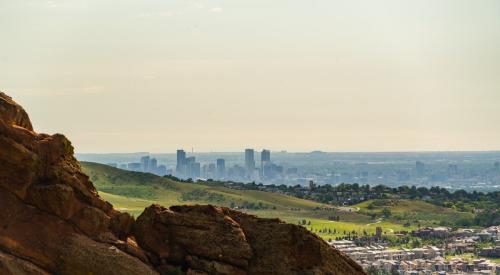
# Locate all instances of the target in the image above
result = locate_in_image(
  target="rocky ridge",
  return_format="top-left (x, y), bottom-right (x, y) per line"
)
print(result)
top-left (0, 92), bottom-right (365, 275)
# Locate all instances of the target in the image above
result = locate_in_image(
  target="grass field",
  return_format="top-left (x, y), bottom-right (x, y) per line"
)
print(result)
top-left (286, 218), bottom-right (414, 240)
top-left (355, 199), bottom-right (474, 227)
top-left (81, 162), bottom-right (473, 240)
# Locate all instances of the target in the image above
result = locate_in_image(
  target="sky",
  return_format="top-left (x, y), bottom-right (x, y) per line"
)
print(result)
top-left (1, 0), bottom-right (500, 153)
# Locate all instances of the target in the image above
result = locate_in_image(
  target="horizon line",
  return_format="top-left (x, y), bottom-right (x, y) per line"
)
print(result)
top-left (76, 149), bottom-right (500, 155)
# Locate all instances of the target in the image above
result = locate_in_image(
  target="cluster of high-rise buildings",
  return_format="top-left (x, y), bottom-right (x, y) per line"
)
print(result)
top-left (110, 149), bottom-right (296, 182)
top-left (175, 148), bottom-right (287, 181)
top-left (117, 155), bottom-right (167, 176)
top-left (140, 155), bottom-right (167, 175)
top-left (175, 149), bottom-right (203, 179)
top-left (107, 153), bottom-right (499, 190)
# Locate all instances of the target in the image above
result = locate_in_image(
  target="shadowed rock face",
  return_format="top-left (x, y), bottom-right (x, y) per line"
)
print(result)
top-left (0, 92), bottom-right (156, 275)
top-left (0, 92), bottom-right (365, 275)
top-left (134, 204), bottom-right (365, 275)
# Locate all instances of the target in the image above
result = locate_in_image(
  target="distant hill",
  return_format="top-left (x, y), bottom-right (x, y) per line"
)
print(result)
top-left (355, 199), bottom-right (474, 227)
top-left (81, 161), bottom-right (336, 217)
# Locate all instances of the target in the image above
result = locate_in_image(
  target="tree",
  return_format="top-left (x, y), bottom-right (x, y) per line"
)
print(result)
top-left (382, 208), bottom-right (392, 218)
top-left (365, 266), bottom-right (381, 275)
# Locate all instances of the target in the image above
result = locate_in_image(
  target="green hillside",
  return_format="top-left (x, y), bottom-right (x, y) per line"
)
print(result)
top-left (355, 199), bottom-right (474, 227)
top-left (81, 162), bottom-right (346, 217)
top-left (81, 161), bottom-right (473, 240)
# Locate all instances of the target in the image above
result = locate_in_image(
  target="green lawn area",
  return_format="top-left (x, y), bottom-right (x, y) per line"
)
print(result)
top-left (355, 199), bottom-right (474, 227)
top-left (99, 191), bottom-right (157, 217)
top-left (286, 218), bottom-right (414, 239)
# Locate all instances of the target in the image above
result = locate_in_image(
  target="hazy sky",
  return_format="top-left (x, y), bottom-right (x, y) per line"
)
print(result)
top-left (1, 0), bottom-right (500, 153)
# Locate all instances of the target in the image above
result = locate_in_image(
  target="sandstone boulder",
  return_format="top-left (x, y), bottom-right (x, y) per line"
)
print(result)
top-left (134, 205), bottom-right (366, 275)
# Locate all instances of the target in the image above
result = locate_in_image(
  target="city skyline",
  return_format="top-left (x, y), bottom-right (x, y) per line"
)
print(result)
top-left (94, 148), bottom-right (500, 192)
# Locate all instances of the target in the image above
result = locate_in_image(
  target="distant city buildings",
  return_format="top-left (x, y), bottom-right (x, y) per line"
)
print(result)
top-left (157, 164), bottom-right (167, 175)
top-left (109, 155), bottom-right (166, 176)
top-left (216, 158), bottom-right (226, 178)
top-left (448, 164), bottom-right (459, 177)
top-left (168, 148), bottom-right (293, 183)
top-left (85, 151), bottom-right (500, 191)
top-left (140, 156), bottom-right (150, 173)
top-left (127, 162), bottom-right (141, 171)
top-left (174, 150), bottom-right (201, 179)
top-left (176, 150), bottom-right (186, 176)
top-left (261, 149), bottom-right (271, 178)
top-left (149, 158), bottom-right (157, 172)
top-left (416, 161), bottom-right (425, 177)
top-left (245, 149), bottom-right (255, 178)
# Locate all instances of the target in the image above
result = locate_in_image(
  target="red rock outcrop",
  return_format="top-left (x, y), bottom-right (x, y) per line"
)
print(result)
top-left (0, 92), bottom-right (365, 275)
top-left (134, 204), bottom-right (365, 275)
top-left (0, 92), bottom-right (157, 274)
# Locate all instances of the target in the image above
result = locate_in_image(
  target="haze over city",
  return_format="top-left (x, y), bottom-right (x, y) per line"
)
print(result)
top-left (2, 0), bottom-right (500, 153)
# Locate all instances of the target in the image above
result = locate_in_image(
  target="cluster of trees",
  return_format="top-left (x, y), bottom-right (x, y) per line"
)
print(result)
top-left (171, 177), bottom-right (499, 227)
top-left (452, 209), bottom-right (500, 227)
top-left (220, 181), bottom-right (498, 210)
top-left (233, 182), bottom-right (499, 226)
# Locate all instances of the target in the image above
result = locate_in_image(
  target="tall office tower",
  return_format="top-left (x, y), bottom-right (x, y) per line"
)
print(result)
top-left (216, 158), bottom-right (226, 178)
top-left (185, 157), bottom-right (196, 178)
top-left (261, 149), bottom-right (271, 177)
top-left (149, 158), bottom-right (158, 173)
top-left (201, 164), bottom-right (209, 178)
top-left (245, 149), bottom-right (255, 177)
top-left (416, 161), bottom-right (425, 177)
top-left (208, 163), bottom-right (216, 179)
top-left (193, 162), bottom-right (201, 179)
top-left (140, 156), bottom-right (150, 172)
top-left (176, 149), bottom-right (186, 177)
top-left (261, 150), bottom-right (271, 162)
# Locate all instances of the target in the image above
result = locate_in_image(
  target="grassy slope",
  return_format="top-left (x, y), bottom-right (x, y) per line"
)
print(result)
top-left (82, 161), bottom-right (340, 216)
top-left (81, 161), bottom-right (470, 240)
top-left (355, 199), bottom-right (474, 227)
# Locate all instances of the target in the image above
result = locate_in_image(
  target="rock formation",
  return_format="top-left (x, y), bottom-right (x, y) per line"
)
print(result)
top-left (134, 204), bottom-right (365, 275)
top-left (0, 92), bottom-right (365, 275)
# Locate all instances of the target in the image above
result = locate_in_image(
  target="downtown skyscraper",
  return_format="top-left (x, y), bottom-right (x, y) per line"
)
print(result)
top-left (245, 149), bottom-right (255, 177)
